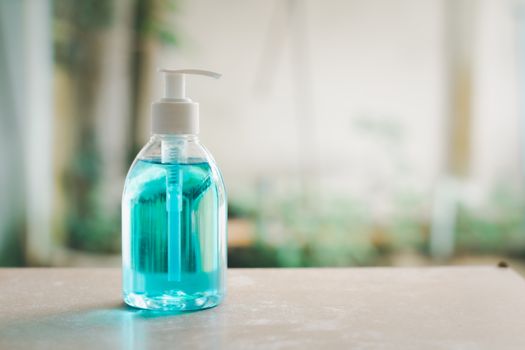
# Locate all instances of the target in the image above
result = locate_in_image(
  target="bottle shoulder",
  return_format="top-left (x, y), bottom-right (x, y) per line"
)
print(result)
top-left (125, 137), bottom-right (224, 187)
top-left (134, 137), bottom-right (214, 163)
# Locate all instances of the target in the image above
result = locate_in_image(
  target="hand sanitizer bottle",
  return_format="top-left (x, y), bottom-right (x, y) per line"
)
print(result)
top-left (122, 69), bottom-right (227, 311)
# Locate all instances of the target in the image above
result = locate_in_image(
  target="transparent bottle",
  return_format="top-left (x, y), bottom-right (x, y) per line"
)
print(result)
top-left (122, 70), bottom-right (227, 311)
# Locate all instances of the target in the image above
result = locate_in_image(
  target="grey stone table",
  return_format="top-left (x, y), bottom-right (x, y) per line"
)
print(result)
top-left (1, 267), bottom-right (525, 349)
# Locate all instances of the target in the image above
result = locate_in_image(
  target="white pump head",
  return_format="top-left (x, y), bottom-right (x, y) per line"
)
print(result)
top-left (152, 69), bottom-right (221, 134)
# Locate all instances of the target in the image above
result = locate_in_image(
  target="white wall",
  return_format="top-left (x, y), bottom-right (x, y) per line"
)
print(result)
top-left (151, 0), bottom-right (521, 210)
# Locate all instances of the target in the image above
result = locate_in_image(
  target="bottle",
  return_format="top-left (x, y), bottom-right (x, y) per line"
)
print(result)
top-left (122, 69), bottom-right (227, 311)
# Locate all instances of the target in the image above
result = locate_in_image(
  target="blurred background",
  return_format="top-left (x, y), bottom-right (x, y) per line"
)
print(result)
top-left (2, 0), bottom-right (525, 272)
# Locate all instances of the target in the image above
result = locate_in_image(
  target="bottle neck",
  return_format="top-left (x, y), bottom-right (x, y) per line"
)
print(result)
top-left (151, 134), bottom-right (199, 143)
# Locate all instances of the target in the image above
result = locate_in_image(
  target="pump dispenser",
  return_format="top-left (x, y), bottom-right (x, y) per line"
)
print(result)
top-left (122, 69), bottom-right (227, 311)
top-left (152, 69), bottom-right (221, 134)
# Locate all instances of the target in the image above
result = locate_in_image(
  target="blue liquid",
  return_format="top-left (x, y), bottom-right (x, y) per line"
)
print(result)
top-left (122, 159), bottom-right (224, 310)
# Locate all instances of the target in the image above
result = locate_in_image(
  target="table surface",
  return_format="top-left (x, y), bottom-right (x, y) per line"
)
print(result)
top-left (1, 267), bottom-right (525, 350)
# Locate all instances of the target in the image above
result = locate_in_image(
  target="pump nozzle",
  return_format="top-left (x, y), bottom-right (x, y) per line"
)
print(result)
top-left (152, 69), bottom-right (221, 135)
top-left (158, 69), bottom-right (221, 100)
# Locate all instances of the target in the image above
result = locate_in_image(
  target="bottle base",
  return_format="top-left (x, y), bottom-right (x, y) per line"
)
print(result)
top-left (123, 291), bottom-right (223, 311)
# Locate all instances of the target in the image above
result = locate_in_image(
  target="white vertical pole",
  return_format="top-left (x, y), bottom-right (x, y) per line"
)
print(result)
top-left (430, 0), bottom-right (476, 260)
top-left (24, 0), bottom-right (53, 264)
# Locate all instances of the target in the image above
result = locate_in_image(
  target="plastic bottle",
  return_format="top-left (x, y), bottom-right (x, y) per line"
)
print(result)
top-left (122, 69), bottom-right (227, 311)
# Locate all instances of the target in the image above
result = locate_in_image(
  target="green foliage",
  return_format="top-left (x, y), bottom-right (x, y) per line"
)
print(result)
top-left (229, 181), bottom-right (525, 267)
top-left (53, 0), bottom-right (115, 67)
top-left (456, 184), bottom-right (525, 255)
top-left (0, 222), bottom-right (25, 266)
top-left (54, 0), bottom-right (114, 29)
top-left (240, 193), bottom-right (386, 267)
top-left (133, 0), bottom-right (179, 46)
top-left (63, 136), bottom-right (120, 252)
